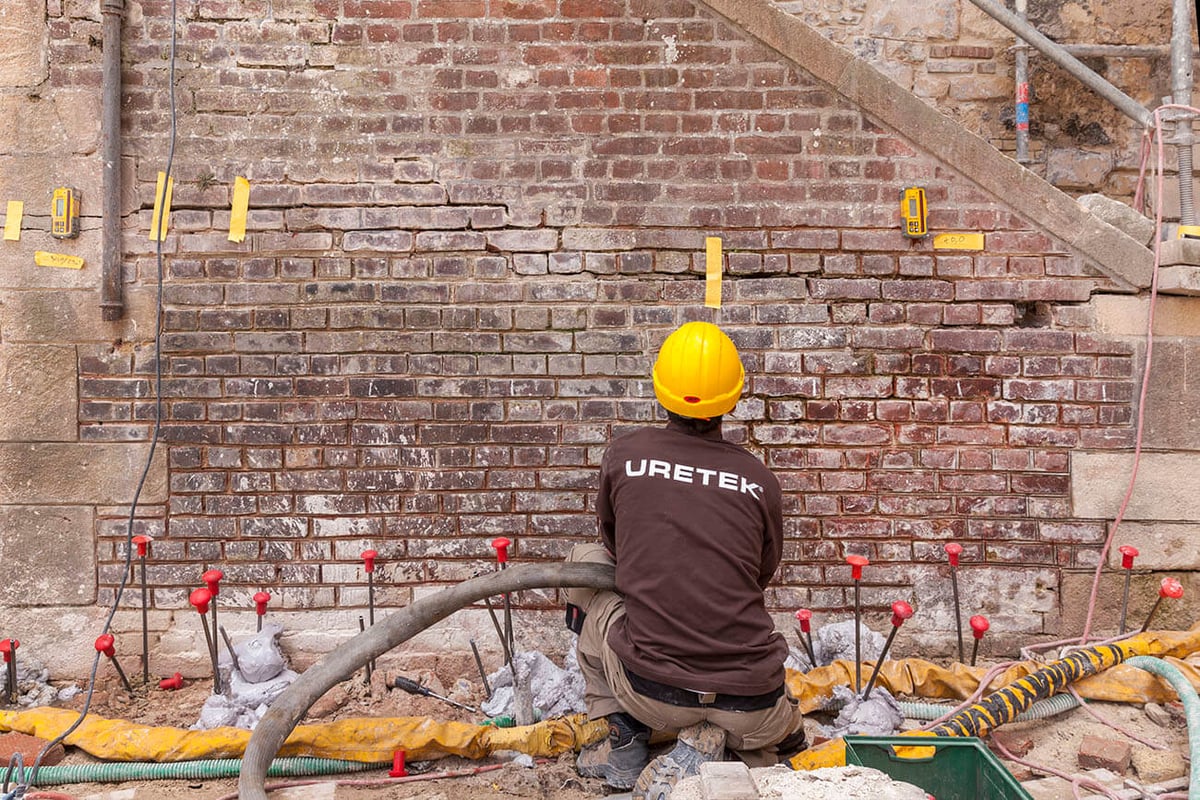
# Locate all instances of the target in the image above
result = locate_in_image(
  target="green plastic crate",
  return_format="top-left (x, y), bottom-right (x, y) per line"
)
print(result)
top-left (844, 735), bottom-right (1033, 800)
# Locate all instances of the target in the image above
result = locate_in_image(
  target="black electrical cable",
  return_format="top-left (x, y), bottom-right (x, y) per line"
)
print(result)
top-left (14, 0), bottom-right (180, 790)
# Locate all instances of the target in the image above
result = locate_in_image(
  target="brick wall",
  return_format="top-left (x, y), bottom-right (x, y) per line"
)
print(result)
top-left (66, 0), bottom-right (1141, 642)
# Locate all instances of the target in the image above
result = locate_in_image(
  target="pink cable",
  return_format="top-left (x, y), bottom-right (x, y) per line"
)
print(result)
top-left (1076, 105), bottom-right (1191, 645)
top-left (991, 735), bottom-right (1123, 800)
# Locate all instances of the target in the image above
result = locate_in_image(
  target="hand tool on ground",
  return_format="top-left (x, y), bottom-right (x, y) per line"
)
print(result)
top-left (1117, 544), bottom-right (1139, 634)
top-left (359, 616), bottom-right (371, 685)
top-left (490, 537), bottom-right (514, 652)
top-left (94, 634), bottom-right (134, 693)
top-left (1140, 577), bottom-right (1184, 632)
top-left (846, 554), bottom-right (869, 692)
top-left (189, 587), bottom-right (220, 694)
top-left (469, 638), bottom-right (492, 699)
top-left (159, 672), bottom-right (183, 690)
top-left (132, 534), bottom-right (152, 683)
top-left (0, 639), bottom-right (19, 705)
top-left (362, 550), bottom-right (378, 671)
top-left (794, 608), bottom-right (817, 667)
top-left (944, 542), bottom-right (965, 663)
top-left (392, 675), bottom-right (478, 713)
top-left (202, 568), bottom-right (224, 682)
top-left (218, 625), bottom-right (242, 678)
top-left (861, 600), bottom-right (912, 701)
top-left (253, 591), bottom-right (271, 633)
top-left (969, 615), bottom-right (989, 666)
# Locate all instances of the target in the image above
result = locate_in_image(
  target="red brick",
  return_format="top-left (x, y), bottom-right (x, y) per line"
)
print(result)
top-left (1078, 735), bottom-right (1131, 774)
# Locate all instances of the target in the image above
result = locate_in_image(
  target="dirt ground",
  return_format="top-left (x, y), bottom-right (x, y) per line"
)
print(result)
top-left (15, 654), bottom-right (1192, 800)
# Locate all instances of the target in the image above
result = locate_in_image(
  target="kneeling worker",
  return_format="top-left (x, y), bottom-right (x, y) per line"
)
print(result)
top-left (567, 321), bottom-right (806, 796)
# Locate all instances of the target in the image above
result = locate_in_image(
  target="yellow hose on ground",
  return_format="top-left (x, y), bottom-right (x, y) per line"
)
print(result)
top-left (4, 628), bottom-right (1195, 764)
top-left (0, 707), bottom-right (608, 764)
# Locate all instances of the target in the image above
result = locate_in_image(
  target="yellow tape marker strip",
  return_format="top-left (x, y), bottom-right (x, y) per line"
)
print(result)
top-left (228, 176), bottom-right (250, 243)
top-left (4, 201), bottom-right (23, 241)
top-left (704, 236), bottom-right (722, 309)
top-left (933, 232), bottom-right (985, 251)
top-left (149, 171), bottom-right (174, 242)
top-left (35, 251), bottom-right (85, 270)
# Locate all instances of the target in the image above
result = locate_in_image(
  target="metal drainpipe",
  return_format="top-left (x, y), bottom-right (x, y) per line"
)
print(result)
top-left (967, 0), bottom-right (1154, 129)
top-left (1171, 0), bottom-right (1196, 226)
top-left (100, 0), bottom-right (125, 321)
top-left (1014, 0), bottom-right (1030, 164)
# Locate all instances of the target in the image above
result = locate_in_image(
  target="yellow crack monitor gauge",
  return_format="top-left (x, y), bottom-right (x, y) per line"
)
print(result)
top-left (900, 186), bottom-right (927, 238)
top-left (51, 187), bottom-right (80, 239)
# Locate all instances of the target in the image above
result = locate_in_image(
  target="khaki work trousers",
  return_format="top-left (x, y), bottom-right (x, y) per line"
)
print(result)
top-left (564, 543), bottom-right (804, 765)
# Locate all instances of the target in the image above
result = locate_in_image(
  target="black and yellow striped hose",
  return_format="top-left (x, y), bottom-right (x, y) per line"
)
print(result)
top-left (928, 642), bottom-right (1128, 738)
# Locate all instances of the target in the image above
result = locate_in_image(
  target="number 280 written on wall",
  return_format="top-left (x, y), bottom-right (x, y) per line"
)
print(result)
top-left (933, 232), bottom-right (985, 251)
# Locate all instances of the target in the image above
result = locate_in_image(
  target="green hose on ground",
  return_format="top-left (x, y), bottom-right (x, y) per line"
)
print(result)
top-left (1126, 656), bottom-right (1200, 800)
top-left (26, 757), bottom-right (378, 786)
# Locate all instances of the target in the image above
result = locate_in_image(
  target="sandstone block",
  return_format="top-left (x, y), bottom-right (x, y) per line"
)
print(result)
top-left (0, 506), bottom-right (94, 605)
top-left (0, 344), bottom-right (76, 441)
top-left (700, 761), bottom-right (759, 800)
top-left (1132, 745), bottom-right (1187, 784)
top-left (0, 443), bottom-right (166, 504)
top-left (1073, 452), bottom-right (1200, 520)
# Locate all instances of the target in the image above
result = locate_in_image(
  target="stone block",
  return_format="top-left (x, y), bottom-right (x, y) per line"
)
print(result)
top-left (0, 344), bottom-right (76, 441)
top-left (905, 563), bottom-right (1056, 635)
top-left (1105, 523), bottom-right (1200, 571)
top-left (1077, 734), bottom-right (1131, 774)
top-left (0, 286), bottom-right (156, 343)
top-left (0, 505), bottom-right (94, 604)
top-left (0, 89), bottom-right (101, 155)
top-left (700, 761), bottom-right (759, 800)
top-left (1157, 265), bottom-right (1200, 295)
top-left (1093, 295), bottom-right (1200, 337)
top-left (1078, 194), bottom-right (1155, 246)
top-left (0, 0), bottom-right (48, 87)
top-left (1021, 768), bottom-right (1122, 800)
top-left (0, 443), bottom-right (166, 505)
top-left (1072, 452), bottom-right (1200, 520)
top-left (1058, 571), bottom-right (1199, 636)
top-left (0, 225), bottom-right (103, 290)
top-left (1132, 745), bottom-right (1187, 784)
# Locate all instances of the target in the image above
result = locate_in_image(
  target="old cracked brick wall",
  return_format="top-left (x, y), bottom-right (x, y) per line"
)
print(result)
top-left (1, 0), bottom-right (1195, 678)
top-left (102, 0), bottom-right (1146, 646)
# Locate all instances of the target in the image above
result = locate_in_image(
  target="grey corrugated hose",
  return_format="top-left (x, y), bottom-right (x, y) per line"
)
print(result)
top-left (238, 561), bottom-right (617, 800)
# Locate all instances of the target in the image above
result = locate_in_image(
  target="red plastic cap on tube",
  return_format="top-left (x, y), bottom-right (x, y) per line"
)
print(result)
top-left (94, 634), bottom-right (116, 657)
top-left (361, 550), bottom-right (378, 573)
top-left (491, 537), bottom-right (511, 564)
top-left (159, 672), bottom-right (183, 690)
top-left (202, 569), bottom-right (224, 597)
top-left (1118, 545), bottom-right (1139, 570)
top-left (970, 615), bottom-right (990, 639)
top-left (944, 542), bottom-right (963, 567)
top-left (1160, 577), bottom-right (1184, 599)
top-left (795, 608), bottom-right (812, 632)
top-left (846, 554), bottom-right (869, 580)
top-left (189, 587), bottom-right (212, 615)
top-left (132, 535), bottom-right (151, 558)
top-left (0, 639), bottom-right (18, 662)
top-left (890, 601), bottom-right (914, 627)
top-left (254, 591), bottom-right (271, 616)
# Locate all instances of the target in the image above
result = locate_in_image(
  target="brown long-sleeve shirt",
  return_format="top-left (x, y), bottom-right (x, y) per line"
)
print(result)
top-left (598, 418), bottom-right (786, 696)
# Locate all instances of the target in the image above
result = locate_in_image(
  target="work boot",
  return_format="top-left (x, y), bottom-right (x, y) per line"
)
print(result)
top-left (577, 712), bottom-right (651, 790)
top-left (775, 723), bottom-right (809, 760)
top-left (632, 721), bottom-right (726, 800)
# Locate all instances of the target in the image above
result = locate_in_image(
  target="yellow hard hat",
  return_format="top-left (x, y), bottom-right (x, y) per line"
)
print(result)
top-left (652, 322), bottom-right (744, 418)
